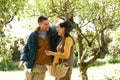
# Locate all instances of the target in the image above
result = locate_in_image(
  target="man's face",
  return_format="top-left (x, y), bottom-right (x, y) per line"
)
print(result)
top-left (38, 20), bottom-right (50, 31)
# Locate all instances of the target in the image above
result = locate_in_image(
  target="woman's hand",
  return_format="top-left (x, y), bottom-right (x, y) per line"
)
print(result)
top-left (45, 50), bottom-right (57, 56)
top-left (45, 50), bottom-right (51, 56)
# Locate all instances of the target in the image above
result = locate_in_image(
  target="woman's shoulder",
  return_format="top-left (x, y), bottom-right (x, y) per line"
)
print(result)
top-left (65, 36), bottom-right (73, 42)
top-left (65, 36), bottom-right (74, 44)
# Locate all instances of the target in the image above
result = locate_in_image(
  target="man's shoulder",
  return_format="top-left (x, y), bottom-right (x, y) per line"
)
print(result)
top-left (49, 26), bottom-right (57, 33)
top-left (49, 26), bottom-right (59, 38)
top-left (30, 31), bottom-right (37, 35)
top-left (50, 26), bottom-right (56, 30)
top-left (28, 31), bottom-right (37, 38)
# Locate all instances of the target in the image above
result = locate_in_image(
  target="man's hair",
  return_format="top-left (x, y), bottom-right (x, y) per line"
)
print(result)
top-left (38, 16), bottom-right (48, 23)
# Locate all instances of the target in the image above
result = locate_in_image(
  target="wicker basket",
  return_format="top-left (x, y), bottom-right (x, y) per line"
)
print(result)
top-left (47, 65), bottom-right (69, 77)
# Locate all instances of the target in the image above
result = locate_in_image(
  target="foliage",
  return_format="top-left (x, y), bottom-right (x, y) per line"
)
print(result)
top-left (108, 35), bottom-right (120, 55)
top-left (91, 59), bottom-right (105, 66)
top-left (0, 32), bottom-right (13, 71)
top-left (105, 54), bottom-right (120, 64)
top-left (92, 54), bottom-right (120, 66)
top-left (74, 51), bottom-right (78, 67)
top-left (10, 38), bottom-right (25, 61)
top-left (0, 33), bottom-right (25, 71)
top-left (115, 33), bottom-right (120, 41)
top-left (0, 0), bottom-right (27, 26)
top-left (0, 61), bottom-right (21, 71)
top-left (0, 0), bottom-right (27, 71)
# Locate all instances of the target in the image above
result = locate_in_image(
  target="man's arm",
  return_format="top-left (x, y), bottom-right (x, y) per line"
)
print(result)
top-left (49, 14), bottom-right (74, 51)
top-left (19, 33), bottom-right (32, 67)
top-left (65, 13), bottom-right (74, 33)
top-left (20, 43), bottom-right (29, 61)
top-left (51, 13), bottom-right (74, 33)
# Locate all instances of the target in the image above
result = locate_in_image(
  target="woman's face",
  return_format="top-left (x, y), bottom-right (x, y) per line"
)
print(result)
top-left (56, 25), bottom-right (65, 36)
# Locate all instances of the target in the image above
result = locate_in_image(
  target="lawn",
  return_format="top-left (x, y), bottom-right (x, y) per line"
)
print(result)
top-left (0, 64), bottom-right (120, 80)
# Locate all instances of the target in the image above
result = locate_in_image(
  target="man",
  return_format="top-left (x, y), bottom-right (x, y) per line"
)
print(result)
top-left (19, 15), bottom-right (73, 80)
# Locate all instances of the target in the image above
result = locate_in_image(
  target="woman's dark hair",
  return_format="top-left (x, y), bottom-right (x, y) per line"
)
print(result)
top-left (59, 22), bottom-right (70, 37)
top-left (38, 16), bottom-right (48, 23)
top-left (58, 22), bottom-right (75, 52)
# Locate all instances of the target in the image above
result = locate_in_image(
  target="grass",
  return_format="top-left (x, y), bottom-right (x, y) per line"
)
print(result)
top-left (0, 64), bottom-right (120, 80)
top-left (88, 64), bottom-right (120, 80)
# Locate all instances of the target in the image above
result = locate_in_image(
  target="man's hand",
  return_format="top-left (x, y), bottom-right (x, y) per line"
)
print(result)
top-left (67, 13), bottom-right (73, 20)
top-left (18, 60), bottom-right (24, 68)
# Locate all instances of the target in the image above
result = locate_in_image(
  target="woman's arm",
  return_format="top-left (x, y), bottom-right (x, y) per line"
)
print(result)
top-left (46, 37), bottom-right (73, 59)
top-left (56, 37), bottom-right (73, 59)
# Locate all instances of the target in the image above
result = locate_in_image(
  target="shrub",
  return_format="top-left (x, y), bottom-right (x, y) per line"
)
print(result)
top-left (92, 59), bottom-right (106, 66)
top-left (73, 51), bottom-right (78, 67)
top-left (104, 54), bottom-right (120, 64)
top-left (91, 54), bottom-right (120, 67)
top-left (0, 61), bottom-right (21, 71)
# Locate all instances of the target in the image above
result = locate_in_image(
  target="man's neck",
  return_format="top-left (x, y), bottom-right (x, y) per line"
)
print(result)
top-left (40, 29), bottom-right (47, 32)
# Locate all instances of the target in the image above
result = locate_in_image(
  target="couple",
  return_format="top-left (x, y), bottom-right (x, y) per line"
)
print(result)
top-left (19, 15), bottom-right (75, 80)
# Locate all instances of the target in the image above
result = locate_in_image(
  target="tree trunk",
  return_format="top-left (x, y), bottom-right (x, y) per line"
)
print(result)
top-left (78, 33), bottom-right (83, 59)
top-left (81, 69), bottom-right (88, 80)
top-left (80, 62), bottom-right (88, 80)
top-left (77, 31), bottom-right (89, 80)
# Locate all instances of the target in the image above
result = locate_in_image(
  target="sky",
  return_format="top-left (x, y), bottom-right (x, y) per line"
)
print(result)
top-left (10, 17), bottom-right (35, 38)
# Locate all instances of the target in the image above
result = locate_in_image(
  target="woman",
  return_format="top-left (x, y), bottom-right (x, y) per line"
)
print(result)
top-left (45, 22), bottom-right (74, 80)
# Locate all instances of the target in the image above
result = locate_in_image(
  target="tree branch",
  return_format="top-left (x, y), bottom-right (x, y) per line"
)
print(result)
top-left (5, 16), bottom-right (14, 24)
top-left (68, 20), bottom-right (91, 47)
top-left (86, 47), bottom-right (101, 66)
